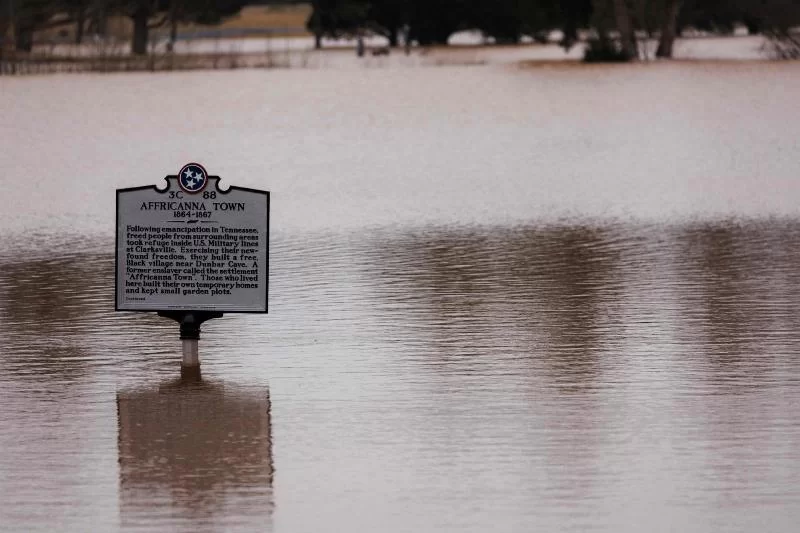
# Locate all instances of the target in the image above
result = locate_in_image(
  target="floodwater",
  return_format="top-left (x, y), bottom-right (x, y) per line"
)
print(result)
top-left (1, 59), bottom-right (800, 532)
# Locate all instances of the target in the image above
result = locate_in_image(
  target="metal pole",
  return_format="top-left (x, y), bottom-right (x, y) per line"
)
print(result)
top-left (158, 311), bottom-right (222, 375)
top-left (182, 338), bottom-right (199, 368)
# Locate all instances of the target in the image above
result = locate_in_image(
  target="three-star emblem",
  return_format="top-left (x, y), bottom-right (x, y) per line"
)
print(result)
top-left (178, 163), bottom-right (208, 193)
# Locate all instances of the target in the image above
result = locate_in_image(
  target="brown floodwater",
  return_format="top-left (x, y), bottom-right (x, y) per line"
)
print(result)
top-left (1, 60), bottom-right (800, 532)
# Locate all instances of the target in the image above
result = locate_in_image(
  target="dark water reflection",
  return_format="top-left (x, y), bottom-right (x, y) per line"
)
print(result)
top-left (358, 221), bottom-right (800, 529)
top-left (0, 254), bottom-right (108, 383)
top-left (363, 221), bottom-right (800, 383)
top-left (1, 221), bottom-right (800, 531)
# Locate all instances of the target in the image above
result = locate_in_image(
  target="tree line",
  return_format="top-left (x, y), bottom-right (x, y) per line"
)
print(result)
top-left (1, 0), bottom-right (798, 60)
top-left (308, 0), bottom-right (800, 59)
top-left (0, 0), bottom-right (249, 55)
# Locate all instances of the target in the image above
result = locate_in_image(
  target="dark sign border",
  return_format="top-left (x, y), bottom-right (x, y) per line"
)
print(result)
top-left (115, 175), bottom-right (270, 313)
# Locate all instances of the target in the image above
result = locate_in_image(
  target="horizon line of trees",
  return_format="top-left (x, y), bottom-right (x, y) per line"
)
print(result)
top-left (307, 0), bottom-right (800, 59)
top-left (0, 0), bottom-right (251, 55)
top-left (1, 0), bottom-right (799, 61)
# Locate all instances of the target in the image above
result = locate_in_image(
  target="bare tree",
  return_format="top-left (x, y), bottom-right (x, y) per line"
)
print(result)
top-left (656, 0), bottom-right (683, 58)
top-left (611, 0), bottom-right (638, 58)
top-left (753, 0), bottom-right (800, 59)
top-left (588, 0), bottom-right (638, 60)
top-left (591, 0), bottom-right (686, 60)
top-left (129, 0), bottom-right (155, 56)
top-left (0, 0), bottom-right (10, 72)
top-left (0, 0), bottom-right (11, 47)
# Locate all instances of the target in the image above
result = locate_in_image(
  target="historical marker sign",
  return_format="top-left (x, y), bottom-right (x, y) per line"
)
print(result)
top-left (116, 164), bottom-right (269, 313)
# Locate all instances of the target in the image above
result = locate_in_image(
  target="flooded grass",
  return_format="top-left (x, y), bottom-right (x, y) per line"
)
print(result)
top-left (2, 54), bottom-right (800, 532)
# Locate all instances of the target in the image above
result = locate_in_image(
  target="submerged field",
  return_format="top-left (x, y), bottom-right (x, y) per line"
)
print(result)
top-left (2, 53), bottom-right (800, 533)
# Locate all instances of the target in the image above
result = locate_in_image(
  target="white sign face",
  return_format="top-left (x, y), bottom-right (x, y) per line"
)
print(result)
top-left (116, 165), bottom-right (269, 312)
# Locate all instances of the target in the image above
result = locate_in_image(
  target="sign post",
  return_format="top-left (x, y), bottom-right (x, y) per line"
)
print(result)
top-left (116, 163), bottom-right (269, 375)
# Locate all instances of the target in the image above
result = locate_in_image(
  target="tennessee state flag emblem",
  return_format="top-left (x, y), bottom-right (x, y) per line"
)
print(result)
top-left (178, 163), bottom-right (208, 194)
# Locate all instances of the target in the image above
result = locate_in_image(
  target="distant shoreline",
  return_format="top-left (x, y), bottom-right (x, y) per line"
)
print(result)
top-left (1, 34), bottom-right (792, 76)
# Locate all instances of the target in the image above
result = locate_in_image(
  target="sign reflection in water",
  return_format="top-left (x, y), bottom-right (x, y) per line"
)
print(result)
top-left (116, 379), bottom-right (273, 531)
